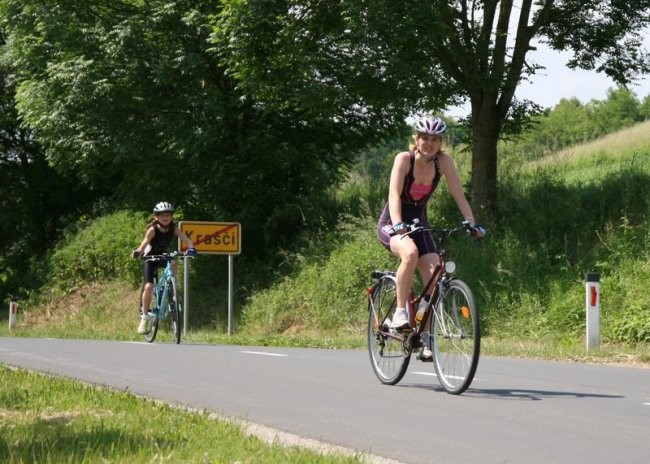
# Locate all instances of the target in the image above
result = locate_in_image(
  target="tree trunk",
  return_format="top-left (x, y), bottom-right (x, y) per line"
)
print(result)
top-left (470, 97), bottom-right (499, 224)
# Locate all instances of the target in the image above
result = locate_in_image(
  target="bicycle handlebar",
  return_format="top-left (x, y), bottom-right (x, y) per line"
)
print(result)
top-left (141, 251), bottom-right (195, 262)
top-left (400, 219), bottom-right (482, 240)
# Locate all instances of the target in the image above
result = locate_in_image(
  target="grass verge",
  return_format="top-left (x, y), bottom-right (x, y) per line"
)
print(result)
top-left (0, 365), bottom-right (377, 464)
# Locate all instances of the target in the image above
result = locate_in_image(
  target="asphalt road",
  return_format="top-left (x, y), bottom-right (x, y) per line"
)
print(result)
top-left (1, 337), bottom-right (649, 464)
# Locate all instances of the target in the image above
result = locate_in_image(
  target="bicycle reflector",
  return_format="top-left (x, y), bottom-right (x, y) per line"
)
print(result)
top-left (461, 306), bottom-right (470, 319)
top-left (445, 261), bottom-right (456, 273)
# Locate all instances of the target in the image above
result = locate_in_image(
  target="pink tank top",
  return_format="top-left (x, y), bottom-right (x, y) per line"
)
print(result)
top-left (409, 183), bottom-right (433, 200)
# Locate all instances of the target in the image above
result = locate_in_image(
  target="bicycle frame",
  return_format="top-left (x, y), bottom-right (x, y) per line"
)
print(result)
top-left (152, 260), bottom-right (175, 319)
top-left (370, 224), bottom-right (462, 346)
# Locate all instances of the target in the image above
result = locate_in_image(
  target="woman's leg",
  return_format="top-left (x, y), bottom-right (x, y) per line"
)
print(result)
top-left (389, 235), bottom-right (419, 328)
top-left (417, 253), bottom-right (440, 295)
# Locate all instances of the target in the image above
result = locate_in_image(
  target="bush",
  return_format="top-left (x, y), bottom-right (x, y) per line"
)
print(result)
top-left (47, 210), bottom-right (147, 294)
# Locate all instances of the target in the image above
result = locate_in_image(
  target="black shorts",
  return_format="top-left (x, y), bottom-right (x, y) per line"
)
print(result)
top-left (143, 260), bottom-right (164, 284)
top-left (376, 204), bottom-right (438, 257)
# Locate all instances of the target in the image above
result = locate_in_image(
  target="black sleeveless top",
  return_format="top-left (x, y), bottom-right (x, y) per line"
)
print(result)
top-left (145, 223), bottom-right (175, 255)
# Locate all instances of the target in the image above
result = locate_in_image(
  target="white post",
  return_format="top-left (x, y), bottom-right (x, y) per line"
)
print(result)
top-left (183, 257), bottom-right (189, 336)
top-left (585, 272), bottom-right (600, 351)
top-left (8, 299), bottom-right (17, 330)
top-left (228, 254), bottom-right (234, 336)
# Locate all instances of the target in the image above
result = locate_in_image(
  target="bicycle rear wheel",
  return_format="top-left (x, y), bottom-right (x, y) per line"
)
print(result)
top-left (367, 274), bottom-right (410, 385)
top-left (168, 278), bottom-right (182, 344)
top-left (431, 279), bottom-right (480, 394)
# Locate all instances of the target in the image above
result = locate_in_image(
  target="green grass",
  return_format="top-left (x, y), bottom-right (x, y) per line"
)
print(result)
top-left (0, 365), bottom-right (371, 464)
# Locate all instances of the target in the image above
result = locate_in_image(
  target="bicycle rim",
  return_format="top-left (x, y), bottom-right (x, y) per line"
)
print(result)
top-left (144, 317), bottom-right (159, 343)
top-left (432, 279), bottom-right (480, 394)
top-left (367, 276), bottom-right (410, 385)
top-left (169, 278), bottom-right (181, 344)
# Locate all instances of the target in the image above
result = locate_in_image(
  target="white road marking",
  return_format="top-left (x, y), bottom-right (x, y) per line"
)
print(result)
top-left (411, 371), bottom-right (437, 377)
top-left (241, 351), bottom-right (288, 357)
top-left (410, 370), bottom-right (481, 382)
top-left (643, 403), bottom-right (650, 406)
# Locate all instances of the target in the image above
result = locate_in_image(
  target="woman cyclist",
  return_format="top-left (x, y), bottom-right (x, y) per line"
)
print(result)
top-left (131, 202), bottom-right (195, 334)
top-left (376, 116), bottom-right (484, 360)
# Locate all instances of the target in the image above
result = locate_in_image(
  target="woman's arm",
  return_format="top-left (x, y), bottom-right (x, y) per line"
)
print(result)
top-left (439, 153), bottom-right (475, 225)
top-left (388, 152), bottom-right (410, 225)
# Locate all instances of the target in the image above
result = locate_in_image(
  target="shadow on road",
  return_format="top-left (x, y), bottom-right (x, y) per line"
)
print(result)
top-left (464, 388), bottom-right (624, 401)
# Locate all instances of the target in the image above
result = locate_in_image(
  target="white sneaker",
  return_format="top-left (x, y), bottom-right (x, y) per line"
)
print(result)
top-left (391, 309), bottom-right (410, 331)
top-left (137, 317), bottom-right (149, 334)
top-left (418, 346), bottom-right (433, 362)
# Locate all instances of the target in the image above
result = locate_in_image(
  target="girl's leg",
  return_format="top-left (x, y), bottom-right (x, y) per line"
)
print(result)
top-left (141, 282), bottom-right (154, 314)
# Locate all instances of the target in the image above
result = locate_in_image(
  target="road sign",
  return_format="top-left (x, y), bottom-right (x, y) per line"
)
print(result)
top-left (179, 221), bottom-right (241, 255)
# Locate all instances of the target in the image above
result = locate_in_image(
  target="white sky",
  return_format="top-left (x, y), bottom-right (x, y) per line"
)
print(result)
top-left (447, 20), bottom-right (650, 118)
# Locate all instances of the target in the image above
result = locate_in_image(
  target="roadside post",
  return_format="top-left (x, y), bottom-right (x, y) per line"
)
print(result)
top-left (179, 221), bottom-right (242, 336)
top-left (585, 272), bottom-right (600, 351)
top-left (8, 299), bottom-right (17, 330)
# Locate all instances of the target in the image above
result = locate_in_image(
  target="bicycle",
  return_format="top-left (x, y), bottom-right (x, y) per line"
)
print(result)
top-left (367, 220), bottom-right (481, 395)
top-left (139, 251), bottom-right (193, 344)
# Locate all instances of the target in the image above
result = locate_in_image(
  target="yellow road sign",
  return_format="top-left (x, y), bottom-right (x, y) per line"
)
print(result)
top-left (179, 221), bottom-right (241, 255)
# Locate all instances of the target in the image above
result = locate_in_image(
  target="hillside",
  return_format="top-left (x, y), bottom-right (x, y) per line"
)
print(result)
top-left (2, 121), bottom-right (649, 364)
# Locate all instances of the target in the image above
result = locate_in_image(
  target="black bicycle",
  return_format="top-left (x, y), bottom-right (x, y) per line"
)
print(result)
top-left (367, 220), bottom-right (481, 394)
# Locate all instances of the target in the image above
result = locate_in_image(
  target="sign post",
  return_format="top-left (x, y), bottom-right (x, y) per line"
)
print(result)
top-left (179, 221), bottom-right (242, 335)
top-left (585, 272), bottom-right (600, 351)
top-left (8, 299), bottom-right (17, 330)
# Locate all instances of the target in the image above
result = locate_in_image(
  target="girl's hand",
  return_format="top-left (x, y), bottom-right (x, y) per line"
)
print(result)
top-left (131, 250), bottom-right (143, 259)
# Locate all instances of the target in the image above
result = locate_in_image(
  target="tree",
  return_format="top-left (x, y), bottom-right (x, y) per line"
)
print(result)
top-left (2, 0), bottom-right (402, 257)
top-left (216, 0), bottom-right (650, 222)
top-left (0, 27), bottom-right (93, 302)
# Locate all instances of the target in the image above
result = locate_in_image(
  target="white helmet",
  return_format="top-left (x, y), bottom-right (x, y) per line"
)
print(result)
top-left (414, 116), bottom-right (446, 135)
top-left (153, 201), bottom-right (174, 214)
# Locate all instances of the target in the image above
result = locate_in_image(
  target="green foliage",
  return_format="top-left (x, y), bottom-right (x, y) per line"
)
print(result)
top-left (46, 210), bottom-right (146, 295)
top-left (500, 88), bottom-right (648, 162)
top-left (241, 215), bottom-right (395, 335)
top-left (240, 120), bottom-right (650, 346)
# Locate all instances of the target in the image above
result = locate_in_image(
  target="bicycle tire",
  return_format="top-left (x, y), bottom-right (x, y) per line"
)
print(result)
top-left (144, 284), bottom-right (160, 343)
top-left (367, 274), bottom-right (411, 385)
top-left (431, 279), bottom-right (480, 394)
top-left (168, 277), bottom-right (182, 344)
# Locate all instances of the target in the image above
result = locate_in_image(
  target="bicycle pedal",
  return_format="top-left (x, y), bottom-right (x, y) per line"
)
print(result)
top-left (395, 325), bottom-right (413, 333)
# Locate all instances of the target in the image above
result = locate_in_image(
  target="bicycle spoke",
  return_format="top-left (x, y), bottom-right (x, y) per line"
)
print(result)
top-left (367, 275), bottom-right (410, 385)
top-left (432, 280), bottom-right (480, 394)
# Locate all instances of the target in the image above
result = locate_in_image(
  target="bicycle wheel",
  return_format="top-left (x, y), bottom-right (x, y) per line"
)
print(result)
top-left (431, 279), bottom-right (480, 394)
top-left (144, 316), bottom-right (159, 343)
top-left (168, 277), bottom-right (182, 344)
top-left (144, 285), bottom-right (160, 343)
top-left (367, 274), bottom-right (411, 385)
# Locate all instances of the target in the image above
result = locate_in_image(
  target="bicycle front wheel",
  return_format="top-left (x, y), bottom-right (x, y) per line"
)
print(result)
top-left (168, 278), bottom-right (181, 344)
top-left (367, 274), bottom-right (410, 385)
top-left (144, 285), bottom-right (159, 343)
top-left (431, 279), bottom-right (480, 395)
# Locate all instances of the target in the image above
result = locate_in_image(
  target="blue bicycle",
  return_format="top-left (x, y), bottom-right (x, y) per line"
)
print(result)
top-left (140, 252), bottom-right (193, 344)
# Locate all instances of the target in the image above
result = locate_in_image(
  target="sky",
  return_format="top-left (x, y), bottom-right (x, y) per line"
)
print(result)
top-left (447, 26), bottom-right (650, 118)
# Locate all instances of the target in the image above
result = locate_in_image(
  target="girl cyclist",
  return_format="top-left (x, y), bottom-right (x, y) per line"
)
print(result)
top-left (131, 202), bottom-right (195, 334)
top-left (376, 116), bottom-right (484, 360)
